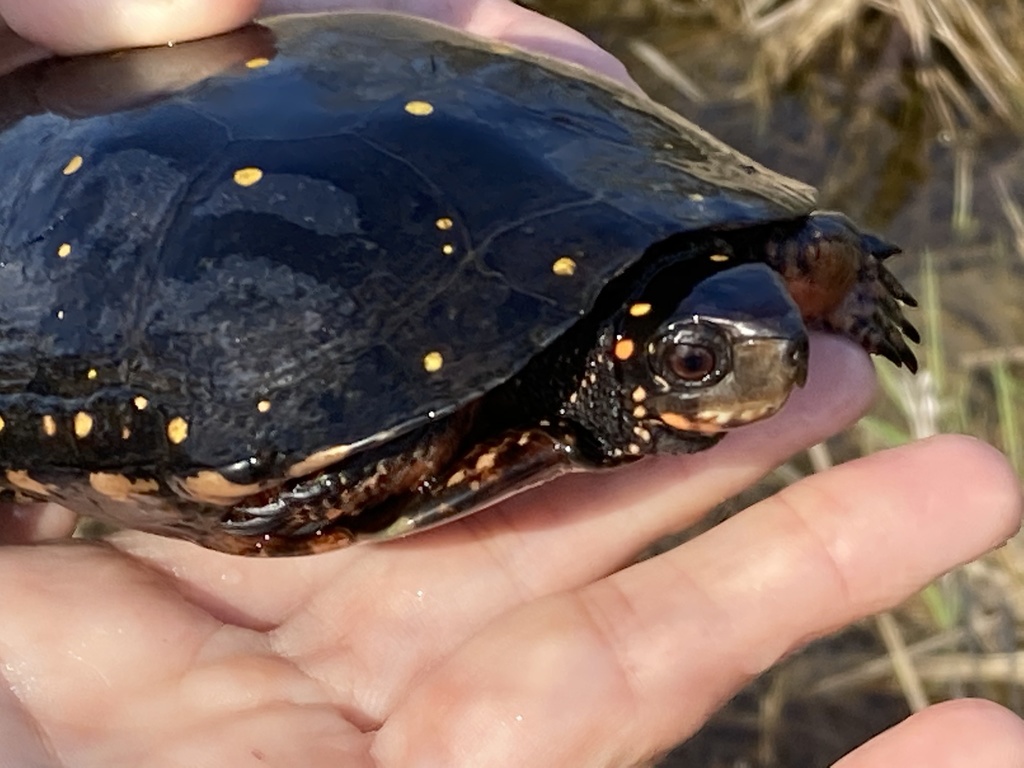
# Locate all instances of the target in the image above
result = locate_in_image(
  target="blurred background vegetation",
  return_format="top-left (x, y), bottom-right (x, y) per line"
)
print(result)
top-left (516, 0), bottom-right (1024, 765)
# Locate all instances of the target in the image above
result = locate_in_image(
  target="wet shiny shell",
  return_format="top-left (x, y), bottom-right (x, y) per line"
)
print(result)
top-left (0, 12), bottom-right (816, 481)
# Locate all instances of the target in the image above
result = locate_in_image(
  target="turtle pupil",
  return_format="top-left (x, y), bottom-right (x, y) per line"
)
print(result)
top-left (669, 344), bottom-right (715, 381)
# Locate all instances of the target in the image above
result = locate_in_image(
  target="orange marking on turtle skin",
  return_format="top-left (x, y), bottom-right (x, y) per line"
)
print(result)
top-left (177, 471), bottom-right (263, 504)
top-left (658, 411), bottom-right (722, 434)
top-left (6, 470), bottom-right (54, 497)
top-left (614, 338), bottom-right (635, 360)
top-left (659, 411), bottom-right (694, 431)
top-left (89, 473), bottom-right (159, 500)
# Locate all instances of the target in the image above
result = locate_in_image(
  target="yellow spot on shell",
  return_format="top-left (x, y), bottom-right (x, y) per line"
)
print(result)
top-left (629, 302), bottom-right (652, 317)
top-left (122, 426), bottom-right (131, 440)
top-left (57, 243), bottom-right (72, 258)
top-left (441, 243), bottom-right (455, 255)
top-left (74, 411), bottom-right (93, 438)
top-left (614, 338), bottom-right (635, 360)
top-left (56, 310), bottom-right (65, 320)
top-left (0, 414), bottom-right (5, 432)
top-left (63, 155), bottom-right (83, 175)
top-left (41, 415), bottom-right (56, 437)
top-left (631, 386), bottom-right (647, 403)
top-left (167, 417), bottom-right (189, 445)
top-left (552, 256), bottom-right (577, 277)
top-left (435, 217), bottom-right (454, 231)
top-left (710, 253), bottom-right (730, 263)
top-left (423, 351), bottom-right (444, 373)
top-left (87, 368), bottom-right (97, 380)
top-left (245, 57), bottom-right (270, 69)
top-left (257, 399), bottom-right (271, 413)
top-left (233, 167), bottom-right (263, 187)
top-left (133, 396), bottom-right (148, 410)
top-left (404, 100), bottom-right (435, 116)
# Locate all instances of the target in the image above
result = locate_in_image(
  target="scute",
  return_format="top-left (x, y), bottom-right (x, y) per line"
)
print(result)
top-left (0, 12), bottom-right (816, 475)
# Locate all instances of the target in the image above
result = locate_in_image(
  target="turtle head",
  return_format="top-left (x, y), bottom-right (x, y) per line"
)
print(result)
top-left (639, 262), bottom-right (808, 436)
top-left (566, 261), bottom-right (809, 461)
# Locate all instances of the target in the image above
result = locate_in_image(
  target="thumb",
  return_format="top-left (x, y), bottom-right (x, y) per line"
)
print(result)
top-left (0, 0), bottom-right (259, 54)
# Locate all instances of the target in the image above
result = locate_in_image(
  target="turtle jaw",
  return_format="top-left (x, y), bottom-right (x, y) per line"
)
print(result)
top-left (651, 335), bottom-right (809, 435)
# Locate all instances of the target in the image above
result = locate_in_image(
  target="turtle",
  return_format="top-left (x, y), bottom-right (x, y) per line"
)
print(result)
top-left (0, 12), bottom-right (918, 556)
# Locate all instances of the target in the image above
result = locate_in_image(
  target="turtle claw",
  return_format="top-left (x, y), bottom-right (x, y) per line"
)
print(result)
top-left (765, 212), bottom-right (919, 371)
top-left (903, 348), bottom-right (919, 373)
top-left (901, 316), bottom-right (921, 345)
top-left (862, 233), bottom-right (902, 260)
top-left (818, 260), bottom-right (919, 372)
top-left (881, 330), bottom-right (919, 373)
top-left (877, 340), bottom-right (904, 369)
top-left (879, 262), bottom-right (918, 307)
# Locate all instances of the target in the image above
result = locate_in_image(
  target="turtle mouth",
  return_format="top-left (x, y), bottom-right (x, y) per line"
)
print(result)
top-left (651, 335), bottom-right (809, 434)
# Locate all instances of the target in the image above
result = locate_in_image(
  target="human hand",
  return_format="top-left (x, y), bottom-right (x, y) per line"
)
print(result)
top-left (1, 2), bottom-right (1022, 766)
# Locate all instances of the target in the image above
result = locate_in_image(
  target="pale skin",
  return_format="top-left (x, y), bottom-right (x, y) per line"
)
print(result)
top-left (0, 2), bottom-right (1022, 766)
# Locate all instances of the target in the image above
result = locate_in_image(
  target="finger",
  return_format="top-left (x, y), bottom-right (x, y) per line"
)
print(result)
top-left (0, 0), bottom-right (259, 53)
top-left (372, 436), bottom-right (1022, 766)
top-left (258, 0), bottom-right (635, 85)
top-left (0, 501), bottom-right (77, 545)
top-left (834, 699), bottom-right (1024, 768)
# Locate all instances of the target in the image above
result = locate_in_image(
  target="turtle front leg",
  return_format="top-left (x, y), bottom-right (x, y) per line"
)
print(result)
top-left (356, 428), bottom-right (578, 542)
top-left (765, 212), bottom-right (920, 371)
top-left (178, 422), bottom-right (576, 555)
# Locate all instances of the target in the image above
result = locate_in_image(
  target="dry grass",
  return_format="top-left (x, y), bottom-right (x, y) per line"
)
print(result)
top-left (743, 0), bottom-right (1024, 122)
top-left (731, 0), bottom-right (1024, 218)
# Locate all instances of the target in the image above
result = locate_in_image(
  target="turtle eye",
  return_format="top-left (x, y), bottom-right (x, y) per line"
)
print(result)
top-left (666, 343), bottom-right (716, 382)
top-left (653, 322), bottom-right (731, 388)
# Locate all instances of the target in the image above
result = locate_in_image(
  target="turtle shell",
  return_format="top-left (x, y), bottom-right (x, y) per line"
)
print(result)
top-left (0, 12), bottom-right (816, 481)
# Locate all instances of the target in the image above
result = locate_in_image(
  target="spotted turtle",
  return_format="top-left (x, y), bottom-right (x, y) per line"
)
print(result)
top-left (0, 13), bottom-right (918, 555)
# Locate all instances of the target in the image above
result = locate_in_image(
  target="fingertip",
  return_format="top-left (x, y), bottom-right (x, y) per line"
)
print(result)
top-left (0, 502), bottom-right (78, 545)
top-left (935, 698), bottom-right (1024, 739)
top-left (1, 0), bottom-right (260, 54)
top-left (803, 334), bottom-right (877, 419)
top-left (834, 699), bottom-right (1024, 768)
top-left (916, 435), bottom-right (1023, 547)
top-left (874, 435), bottom-right (1023, 560)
